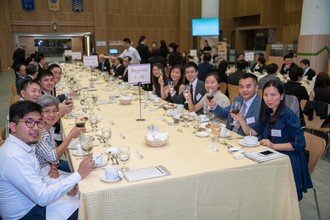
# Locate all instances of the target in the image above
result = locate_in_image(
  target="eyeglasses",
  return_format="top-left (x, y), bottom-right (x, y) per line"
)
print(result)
top-left (19, 119), bottom-right (45, 128)
top-left (42, 109), bottom-right (59, 115)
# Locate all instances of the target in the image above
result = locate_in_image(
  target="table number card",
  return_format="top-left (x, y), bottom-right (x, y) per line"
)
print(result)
top-left (128, 64), bottom-right (151, 85)
top-left (83, 55), bottom-right (98, 68)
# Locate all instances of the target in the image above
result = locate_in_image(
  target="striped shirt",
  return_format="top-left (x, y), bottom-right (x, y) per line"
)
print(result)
top-left (34, 128), bottom-right (59, 168)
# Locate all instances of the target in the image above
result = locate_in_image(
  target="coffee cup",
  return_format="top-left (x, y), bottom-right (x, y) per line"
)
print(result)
top-left (220, 123), bottom-right (227, 137)
top-left (244, 136), bottom-right (258, 146)
top-left (105, 166), bottom-right (119, 180)
top-left (92, 153), bottom-right (103, 166)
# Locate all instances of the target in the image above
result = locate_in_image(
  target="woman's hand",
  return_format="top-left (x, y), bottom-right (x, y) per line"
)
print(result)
top-left (260, 139), bottom-right (274, 149)
top-left (205, 98), bottom-right (216, 109)
top-left (158, 76), bottom-right (164, 86)
top-left (48, 166), bottom-right (60, 179)
top-left (69, 126), bottom-right (86, 138)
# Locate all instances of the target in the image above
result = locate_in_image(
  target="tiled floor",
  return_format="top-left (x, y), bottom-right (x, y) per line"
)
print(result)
top-left (0, 70), bottom-right (329, 219)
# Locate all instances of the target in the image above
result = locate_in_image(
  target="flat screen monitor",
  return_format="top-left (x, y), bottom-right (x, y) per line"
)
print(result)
top-left (109, 48), bottom-right (118, 54)
top-left (192, 18), bottom-right (220, 36)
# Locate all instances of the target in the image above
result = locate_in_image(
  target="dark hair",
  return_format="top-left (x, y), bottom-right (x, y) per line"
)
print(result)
top-left (169, 65), bottom-right (184, 93)
top-left (47, 63), bottom-right (60, 71)
top-left (236, 52), bottom-right (244, 59)
top-left (257, 56), bottom-right (266, 65)
top-left (36, 53), bottom-right (45, 62)
top-left (15, 64), bottom-right (25, 73)
top-left (150, 46), bottom-right (160, 56)
top-left (257, 53), bottom-right (264, 57)
top-left (116, 57), bottom-right (123, 64)
top-left (283, 53), bottom-right (293, 60)
top-left (19, 79), bottom-right (40, 94)
top-left (123, 38), bottom-right (131, 44)
top-left (300, 59), bottom-right (310, 66)
top-left (151, 63), bottom-right (166, 88)
top-left (265, 63), bottom-right (278, 74)
top-left (151, 41), bottom-right (158, 47)
top-left (160, 40), bottom-right (167, 48)
top-left (123, 56), bottom-right (132, 62)
top-left (205, 72), bottom-right (220, 84)
top-left (203, 53), bottom-right (212, 62)
top-left (138, 35), bottom-right (146, 44)
top-left (289, 67), bottom-right (303, 81)
top-left (240, 73), bottom-right (258, 84)
top-left (314, 72), bottom-right (330, 89)
top-left (236, 59), bottom-right (248, 70)
top-left (259, 80), bottom-right (286, 125)
top-left (9, 100), bottom-right (42, 124)
top-left (168, 42), bottom-right (178, 52)
top-left (183, 61), bottom-right (198, 72)
top-left (217, 60), bottom-right (228, 76)
top-left (26, 64), bottom-right (37, 76)
top-left (37, 69), bottom-right (54, 81)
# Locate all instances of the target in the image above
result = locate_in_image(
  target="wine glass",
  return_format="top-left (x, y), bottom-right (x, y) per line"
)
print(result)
top-left (80, 136), bottom-right (93, 153)
top-left (65, 95), bottom-right (74, 105)
top-left (168, 81), bottom-right (174, 94)
top-left (101, 127), bottom-right (111, 147)
top-left (230, 101), bottom-right (241, 125)
top-left (206, 90), bottom-right (214, 110)
top-left (75, 115), bottom-right (86, 128)
top-left (182, 110), bottom-right (190, 127)
top-left (89, 115), bottom-right (98, 132)
top-left (183, 85), bottom-right (190, 103)
top-left (118, 147), bottom-right (130, 171)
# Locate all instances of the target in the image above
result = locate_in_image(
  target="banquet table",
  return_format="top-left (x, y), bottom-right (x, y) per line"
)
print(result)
top-left (60, 65), bottom-right (300, 220)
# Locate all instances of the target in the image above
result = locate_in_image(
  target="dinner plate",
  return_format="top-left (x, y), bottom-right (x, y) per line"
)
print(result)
top-left (196, 131), bottom-right (210, 138)
top-left (100, 172), bottom-right (124, 183)
top-left (94, 159), bottom-right (108, 168)
top-left (238, 139), bottom-right (260, 148)
top-left (72, 150), bottom-right (88, 157)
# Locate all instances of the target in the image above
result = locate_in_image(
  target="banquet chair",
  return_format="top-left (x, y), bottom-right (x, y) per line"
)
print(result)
top-left (285, 95), bottom-right (300, 118)
top-left (219, 82), bottom-right (227, 95)
top-left (9, 83), bottom-right (17, 96)
top-left (304, 131), bottom-right (326, 220)
top-left (9, 95), bottom-right (20, 105)
top-left (301, 99), bottom-right (330, 157)
top-left (227, 84), bottom-right (240, 102)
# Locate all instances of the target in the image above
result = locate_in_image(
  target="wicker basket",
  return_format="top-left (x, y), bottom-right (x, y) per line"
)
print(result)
top-left (145, 137), bottom-right (168, 147)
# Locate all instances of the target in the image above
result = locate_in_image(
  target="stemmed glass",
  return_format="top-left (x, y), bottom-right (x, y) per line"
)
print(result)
top-left (168, 81), bottom-right (174, 94)
top-left (183, 85), bottom-right (190, 103)
top-left (118, 147), bottom-right (130, 171)
top-left (230, 101), bottom-right (241, 126)
top-left (75, 115), bottom-right (86, 128)
top-left (206, 90), bottom-right (214, 110)
top-left (182, 110), bottom-right (190, 127)
top-left (89, 115), bottom-right (98, 132)
top-left (101, 127), bottom-right (111, 147)
top-left (80, 135), bottom-right (94, 153)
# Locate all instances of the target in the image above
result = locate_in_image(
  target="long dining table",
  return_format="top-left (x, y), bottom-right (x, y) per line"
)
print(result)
top-left (60, 64), bottom-right (300, 220)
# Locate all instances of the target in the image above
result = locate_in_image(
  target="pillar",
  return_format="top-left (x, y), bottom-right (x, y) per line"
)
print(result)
top-left (297, 0), bottom-right (330, 75)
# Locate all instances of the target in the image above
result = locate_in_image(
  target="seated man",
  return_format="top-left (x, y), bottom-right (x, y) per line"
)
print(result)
top-left (211, 73), bottom-right (261, 136)
top-left (15, 64), bottom-right (27, 94)
top-left (300, 59), bottom-right (316, 81)
top-left (0, 101), bottom-right (94, 219)
top-left (280, 53), bottom-right (299, 75)
top-left (113, 57), bottom-right (126, 78)
top-left (227, 60), bottom-right (248, 85)
top-left (97, 54), bottom-right (111, 73)
top-left (258, 63), bottom-right (280, 89)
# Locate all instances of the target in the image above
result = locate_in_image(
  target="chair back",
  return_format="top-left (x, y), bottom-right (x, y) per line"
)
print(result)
top-left (304, 132), bottom-right (326, 174)
top-left (285, 95), bottom-right (300, 118)
top-left (219, 82), bottom-right (227, 95)
top-left (227, 84), bottom-right (240, 103)
top-left (9, 95), bottom-right (20, 105)
top-left (301, 99), bottom-right (330, 132)
top-left (10, 84), bottom-right (17, 96)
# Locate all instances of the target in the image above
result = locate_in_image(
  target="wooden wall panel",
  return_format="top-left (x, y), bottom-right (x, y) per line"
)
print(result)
top-left (0, 0), bottom-right (13, 71)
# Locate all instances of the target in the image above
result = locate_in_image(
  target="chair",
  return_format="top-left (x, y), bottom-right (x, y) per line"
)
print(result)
top-left (9, 95), bottom-right (20, 105)
top-left (0, 127), bottom-right (6, 145)
top-left (285, 95), bottom-right (300, 118)
top-left (227, 84), bottom-right (240, 102)
top-left (300, 99), bottom-right (330, 157)
top-left (9, 83), bottom-right (17, 96)
top-left (219, 82), bottom-right (227, 95)
top-left (304, 131), bottom-right (326, 220)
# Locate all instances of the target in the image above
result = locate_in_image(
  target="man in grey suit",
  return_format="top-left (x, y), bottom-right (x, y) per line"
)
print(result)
top-left (211, 73), bottom-right (261, 136)
top-left (170, 62), bottom-right (206, 114)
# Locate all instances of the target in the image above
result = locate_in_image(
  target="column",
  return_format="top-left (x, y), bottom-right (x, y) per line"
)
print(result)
top-left (297, 0), bottom-right (330, 75)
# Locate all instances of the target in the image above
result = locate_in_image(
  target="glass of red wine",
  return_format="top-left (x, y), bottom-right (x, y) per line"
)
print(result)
top-left (206, 90), bottom-right (214, 110)
top-left (230, 101), bottom-right (241, 126)
top-left (75, 115), bottom-right (86, 128)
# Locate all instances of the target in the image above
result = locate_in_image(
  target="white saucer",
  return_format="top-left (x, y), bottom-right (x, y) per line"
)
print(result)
top-left (199, 122), bottom-right (210, 129)
top-left (100, 172), bottom-right (124, 183)
top-left (72, 150), bottom-right (88, 157)
top-left (228, 146), bottom-right (244, 153)
top-left (238, 139), bottom-right (260, 148)
top-left (68, 139), bottom-right (80, 149)
top-left (196, 131), bottom-right (210, 138)
top-left (94, 159), bottom-right (108, 168)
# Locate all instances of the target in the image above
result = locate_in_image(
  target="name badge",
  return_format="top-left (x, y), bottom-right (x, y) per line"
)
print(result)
top-left (246, 117), bottom-right (255, 124)
top-left (271, 129), bottom-right (282, 137)
top-left (196, 93), bottom-right (202, 101)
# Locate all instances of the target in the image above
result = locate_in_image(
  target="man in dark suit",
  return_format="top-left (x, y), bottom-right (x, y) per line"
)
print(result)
top-left (11, 43), bottom-right (26, 71)
top-left (227, 59), bottom-right (248, 85)
top-left (212, 73), bottom-right (261, 136)
top-left (280, 53), bottom-right (299, 75)
top-left (97, 54), bottom-right (111, 73)
top-left (197, 53), bottom-right (216, 82)
top-left (113, 57), bottom-right (126, 78)
top-left (300, 59), bottom-right (316, 80)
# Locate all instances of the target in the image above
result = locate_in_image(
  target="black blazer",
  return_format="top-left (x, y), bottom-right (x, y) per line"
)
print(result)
top-left (98, 59), bottom-right (111, 73)
top-left (114, 64), bottom-right (126, 78)
top-left (136, 44), bottom-right (150, 64)
top-left (280, 62), bottom-right (299, 75)
top-left (12, 48), bottom-right (25, 69)
top-left (304, 68), bottom-right (316, 80)
top-left (227, 70), bottom-right (244, 85)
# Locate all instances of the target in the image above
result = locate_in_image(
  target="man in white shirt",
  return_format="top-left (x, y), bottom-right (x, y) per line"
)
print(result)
top-left (0, 101), bottom-right (94, 219)
top-left (119, 38), bottom-right (141, 64)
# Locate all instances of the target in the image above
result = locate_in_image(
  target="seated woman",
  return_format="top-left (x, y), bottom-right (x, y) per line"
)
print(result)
top-left (186, 72), bottom-right (230, 116)
top-left (152, 63), bottom-right (168, 98)
top-left (233, 80), bottom-right (312, 200)
top-left (34, 94), bottom-right (85, 178)
top-left (160, 65), bottom-right (185, 103)
top-left (309, 72), bottom-right (330, 104)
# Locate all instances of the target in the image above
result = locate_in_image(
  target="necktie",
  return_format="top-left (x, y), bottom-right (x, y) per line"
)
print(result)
top-left (241, 102), bottom-right (247, 117)
top-left (190, 84), bottom-right (193, 100)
